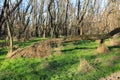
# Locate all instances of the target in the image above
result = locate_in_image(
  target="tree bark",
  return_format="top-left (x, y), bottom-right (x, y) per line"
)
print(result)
top-left (4, 0), bottom-right (13, 53)
top-left (63, 28), bottom-right (120, 42)
top-left (6, 21), bottom-right (13, 53)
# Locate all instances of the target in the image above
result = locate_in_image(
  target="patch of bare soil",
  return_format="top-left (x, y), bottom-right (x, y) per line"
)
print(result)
top-left (6, 39), bottom-right (62, 59)
top-left (99, 71), bottom-right (120, 80)
top-left (108, 34), bottom-right (120, 46)
top-left (78, 58), bottom-right (95, 74)
top-left (96, 44), bottom-right (109, 54)
top-left (109, 39), bottom-right (120, 46)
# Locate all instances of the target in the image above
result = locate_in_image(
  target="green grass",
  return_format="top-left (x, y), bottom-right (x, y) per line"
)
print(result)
top-left (0, 38), bottom-right (120, 80)
top-left (0, 40), bottom-right (5, 43)
top-left (14, 37), bottom-right (48, 48)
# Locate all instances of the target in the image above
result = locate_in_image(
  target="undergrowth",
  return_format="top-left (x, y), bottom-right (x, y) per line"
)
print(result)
top-left (0, 38), bottom-right (120, 80)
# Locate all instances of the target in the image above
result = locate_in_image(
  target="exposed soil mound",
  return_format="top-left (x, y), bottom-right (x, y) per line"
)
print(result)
top-left (96, 44), bottom-right (109, 54)
top-left (109, 33), bottom-right (120, 46)
top-left (78, 58), bottom-right (94, 74)
top-left (109, 39), bottom-right (120, 46)
top-left (99, 71), bottom-right (120, 80)
top-left (6, 39), bottom-right (62, 59)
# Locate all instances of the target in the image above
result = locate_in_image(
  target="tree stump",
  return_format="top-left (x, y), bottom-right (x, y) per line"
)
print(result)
top-left (96, 39), bottom-right (109, 54)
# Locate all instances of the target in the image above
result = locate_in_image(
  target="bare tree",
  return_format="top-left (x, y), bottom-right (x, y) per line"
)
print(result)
top-left (1, 0), bottom-right (22, 54)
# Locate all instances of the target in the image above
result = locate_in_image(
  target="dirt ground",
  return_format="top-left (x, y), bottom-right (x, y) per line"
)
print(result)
top-left (99, 71), bottom-right (120, 80)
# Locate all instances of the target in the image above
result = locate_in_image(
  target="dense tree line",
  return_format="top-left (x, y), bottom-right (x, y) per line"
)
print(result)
top-left (0, 0), bottom-right (120, 53)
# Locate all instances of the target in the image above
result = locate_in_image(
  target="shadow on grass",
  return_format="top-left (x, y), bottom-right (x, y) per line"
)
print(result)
top-left (108, 46), bottom-right (120, 50)
top-left (0, 48), bottom-right (7, 61)
top-left (10, 54), bottom-right (97, 79)
top-left (62, 46), bottom-right (96, 52)
top-left (0, 55), bottom-right (79, 79)
top-left (33, 56), bottom-right (79, 79)
top-left (76, 40), bottom-right (95, 44)
top-left (14, 38), bottom-right (46, 48)
top-left (0, 48), bottom-right (7, 55)
top-left (62, 40), bottom-right (95, 46)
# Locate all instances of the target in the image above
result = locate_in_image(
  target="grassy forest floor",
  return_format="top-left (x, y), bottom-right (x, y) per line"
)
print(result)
top-left (0, 38), bottom-right (120, 80)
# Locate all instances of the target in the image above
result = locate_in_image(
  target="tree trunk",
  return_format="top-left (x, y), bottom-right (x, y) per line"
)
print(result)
top-left (96, 39), bottom-right (109, 54)
top-left (80, 27), bottom-right (83, 35)
top-left (50, 27), bottom-right (54, 38)
top-left (3, 0), bottom-right (13, 53)
top-left (6, 20), bottom-right (13, 53)
top-left (43, 29), bottom-right (46, 38)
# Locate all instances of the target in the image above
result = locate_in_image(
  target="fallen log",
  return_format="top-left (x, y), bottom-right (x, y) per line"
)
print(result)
top-left (6, 28), bottom-right (120, 58)
top-left (63, 28), bottom-right (120, 42)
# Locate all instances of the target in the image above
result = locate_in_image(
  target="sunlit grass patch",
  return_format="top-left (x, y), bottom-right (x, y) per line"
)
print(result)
top-left (0, 38), bottom-right (120, 79)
